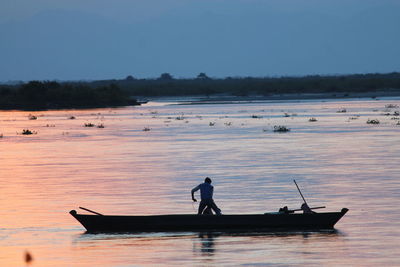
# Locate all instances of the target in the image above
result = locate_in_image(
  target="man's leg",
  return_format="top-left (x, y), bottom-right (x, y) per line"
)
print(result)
top-left (203, 206), bottom-right (213, 215)
top-left (198, 200), bottom-right (207, 214)
top-left (209, 199), bottom-right (222, 215)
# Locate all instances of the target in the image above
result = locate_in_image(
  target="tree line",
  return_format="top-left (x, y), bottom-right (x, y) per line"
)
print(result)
top-left (1, 72), bottom-right (399, 110)
top-left (87, 72), bottom-right (400, 97)
top-left (0, 81), bottom-right (138, 110)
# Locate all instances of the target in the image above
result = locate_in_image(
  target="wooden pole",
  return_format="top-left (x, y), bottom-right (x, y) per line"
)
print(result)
top-left (290, 206), bottom-right (326, 212)
top-left (79, 207), bottom-right (104, 216)
top-left (294, 179), bottom-right (308, 205)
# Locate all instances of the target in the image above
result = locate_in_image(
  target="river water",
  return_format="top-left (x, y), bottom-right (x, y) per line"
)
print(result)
top-left (1, 97), bottom-right (399, 266)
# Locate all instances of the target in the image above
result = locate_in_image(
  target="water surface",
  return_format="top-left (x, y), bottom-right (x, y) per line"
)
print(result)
top-left (1, 97), bottom-right (399, 266)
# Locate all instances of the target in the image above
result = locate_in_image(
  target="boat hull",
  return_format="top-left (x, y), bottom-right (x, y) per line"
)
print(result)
top-left (70, 208), bottom-right (348, 233)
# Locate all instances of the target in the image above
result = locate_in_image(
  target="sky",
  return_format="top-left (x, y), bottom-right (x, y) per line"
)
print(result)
top-left (1, 0), bottom-right (400, 81)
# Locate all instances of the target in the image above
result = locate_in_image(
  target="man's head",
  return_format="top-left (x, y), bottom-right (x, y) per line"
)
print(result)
top-left (204, 177), bottom-right (212, 184)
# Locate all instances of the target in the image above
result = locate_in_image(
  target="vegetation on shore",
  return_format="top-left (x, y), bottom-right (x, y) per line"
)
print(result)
top-left (88, 72), bottom-right (400, 97)
top-left (0, 81), bottom-right (139, 110)
top-left (1, 72), bottom-right (400, 110)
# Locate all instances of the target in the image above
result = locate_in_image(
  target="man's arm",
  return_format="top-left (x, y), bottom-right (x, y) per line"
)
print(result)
top-left (191, 185), bottom-right (200, 202)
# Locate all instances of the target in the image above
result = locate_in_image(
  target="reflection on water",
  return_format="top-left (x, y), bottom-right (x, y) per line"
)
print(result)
top-left (196, 232), bottom-right (217, 255)
top-left (1, 97), bottom-right (400, 266)
top-left (71, 230), bottom-right (344, 266)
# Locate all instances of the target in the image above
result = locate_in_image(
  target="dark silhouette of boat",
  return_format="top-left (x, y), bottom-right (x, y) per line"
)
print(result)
top-left (69, 208), bottom-right (348, 233)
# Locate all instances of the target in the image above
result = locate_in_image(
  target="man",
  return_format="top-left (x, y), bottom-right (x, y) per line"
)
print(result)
top-left (301, 203), bottom-right (315, 214)
top-left (191, 177), bottom-right (222, 215)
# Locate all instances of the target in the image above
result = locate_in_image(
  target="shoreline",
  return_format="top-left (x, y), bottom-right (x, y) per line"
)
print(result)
top-left (142, 90), bottom-right (400, 105)
top-left (1, 90), bottom-right (399, 111)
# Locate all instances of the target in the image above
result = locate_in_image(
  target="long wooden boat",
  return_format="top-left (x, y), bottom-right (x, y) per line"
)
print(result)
top-left (69, 208), bottom-right (348, 233)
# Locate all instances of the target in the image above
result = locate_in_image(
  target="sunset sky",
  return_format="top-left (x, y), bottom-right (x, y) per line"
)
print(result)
top-left (1, 0), bottom-right (399, 81)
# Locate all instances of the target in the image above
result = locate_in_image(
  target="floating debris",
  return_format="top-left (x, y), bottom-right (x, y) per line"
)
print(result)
top-left (309, 118), bottom-right (318, 122)
top-left (209, 122), bottom-right (215, 126)
top-left (0, 133), bottom-right (3, 138)
top-left (391, 117), bottom-right (400, 120)
top-left (68, 116), bottom-right (76, 120)
top-left (143, 127), bottom-right (151, 131)
top-left (273, 125), bottom-right (290, 132)
top-left (45, 124), bottom-right (56, 127)
top-left (224, 122), bottom-right (232, 126)
top-left (337, 109), bottom-right (347, 113)
top-left (21, 129), bottom-right (37, 135)
top-left (383, 111), bottom-right (399, 116)
top-left (349, 116), bottom-right (360, 120)
top-left (284, 113), bottom-right (290, 117)
top-left (366, 119), bottom-right (380, 124)
top-left (28, 114), bottom-right (37, 120)
top-left (97, 124), bottom-right (105, 128)
top-left (84, 123), bottom-right (95, 127)
top-left (251, 115), bottom-right (262, 119)
top-left (385, 104), bottom-right (399, 108)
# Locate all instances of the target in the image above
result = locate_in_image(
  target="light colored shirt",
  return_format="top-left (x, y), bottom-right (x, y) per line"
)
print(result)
top-left (191, 182), bottom-right (214, 200)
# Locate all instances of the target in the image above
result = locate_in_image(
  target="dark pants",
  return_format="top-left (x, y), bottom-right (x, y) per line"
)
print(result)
top-left (198, 199), bottom-right (221, 215)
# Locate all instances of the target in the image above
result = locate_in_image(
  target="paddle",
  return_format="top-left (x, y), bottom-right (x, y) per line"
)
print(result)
top-left (79, 207), bottom-right (104, 216)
